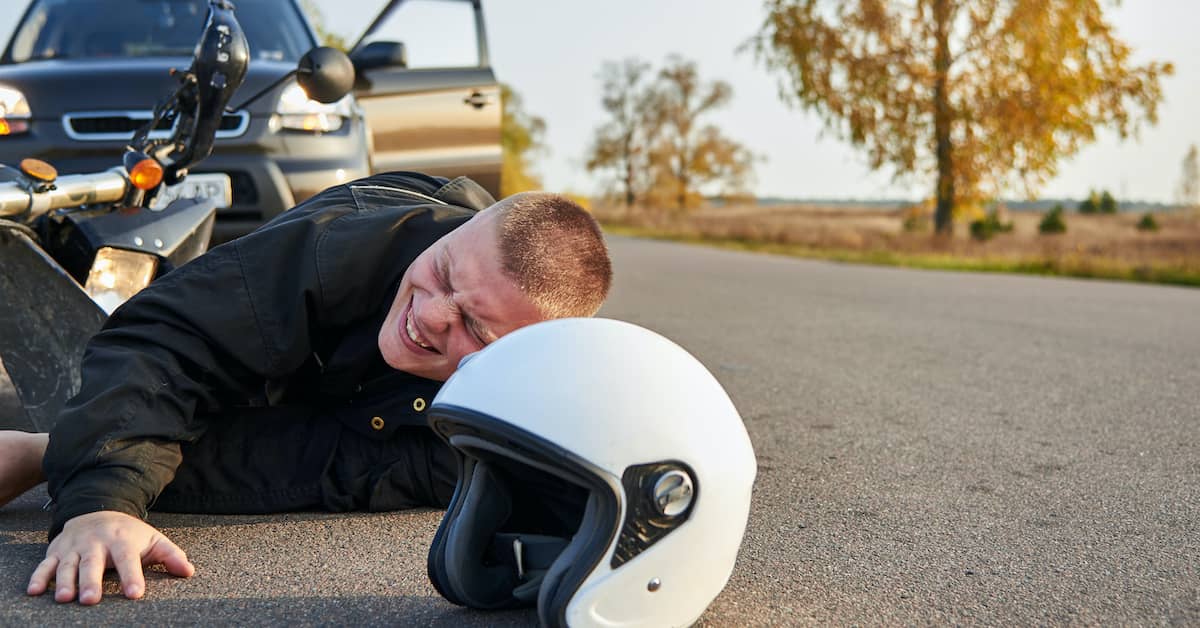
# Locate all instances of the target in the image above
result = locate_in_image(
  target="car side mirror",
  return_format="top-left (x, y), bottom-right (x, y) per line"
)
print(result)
top-left (297, 46), bottom-right (355, 104)
top-left (350, 41), bottom-right (408, 71)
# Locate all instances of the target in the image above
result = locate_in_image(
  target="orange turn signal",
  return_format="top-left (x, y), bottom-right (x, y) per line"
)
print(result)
top-left (19, 158), bottom-right (57, 182)
top-left (0, 118), bottom-right (30, 136)
top-left (129, 158), bottom-right (163, 191)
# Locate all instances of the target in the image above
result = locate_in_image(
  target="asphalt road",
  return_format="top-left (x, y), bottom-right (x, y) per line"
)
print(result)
top-left (2, 235), bottom-right (1198, 626)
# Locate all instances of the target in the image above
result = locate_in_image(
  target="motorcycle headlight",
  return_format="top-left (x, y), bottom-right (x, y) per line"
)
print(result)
top-left (84, 247), bottom-right (158, 314)
top-left (271, 82), bottom-right (352, 133)
top-left (0, 85), bottom-right (31, 136)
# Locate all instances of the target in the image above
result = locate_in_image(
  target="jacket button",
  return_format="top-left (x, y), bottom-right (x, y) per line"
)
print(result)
top-left (413, 397), bottom-right (427, 412)
top-left (370, 416), bottom-right (385, 431)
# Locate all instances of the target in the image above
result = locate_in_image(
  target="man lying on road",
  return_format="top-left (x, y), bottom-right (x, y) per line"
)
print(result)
top-left (0, 171), bottom-right (612, 605)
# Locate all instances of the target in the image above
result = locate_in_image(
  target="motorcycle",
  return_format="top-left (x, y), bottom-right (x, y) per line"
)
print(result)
top-left (0, 0), bottom-right (354, 432)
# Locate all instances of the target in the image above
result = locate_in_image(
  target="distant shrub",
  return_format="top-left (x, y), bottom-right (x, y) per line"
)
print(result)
top-left (1078, 189), bottom-right (1118, 214)
top-left (1099, 190), bottom-right (1118, 214)
top-left (1136, 213), bottom-right (1159, 231)
top-left (1078, 190), bottom-right (1099, 214)
top-left (900, 203), bottom-right (930, 232)
top-left (1040, 205), bottom-right (1067, 234)
top-left (969, 209), bottom-right (1014, 241)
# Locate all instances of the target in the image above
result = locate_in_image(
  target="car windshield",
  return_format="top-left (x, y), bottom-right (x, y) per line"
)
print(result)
top-left (6, 0), bottom-right (314, 63)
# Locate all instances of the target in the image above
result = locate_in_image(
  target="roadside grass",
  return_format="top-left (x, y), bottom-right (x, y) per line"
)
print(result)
top-left (597, 206), bottom-right (1200, 288)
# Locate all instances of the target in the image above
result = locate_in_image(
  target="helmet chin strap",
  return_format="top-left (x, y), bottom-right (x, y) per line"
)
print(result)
top-left (487, 533), bottom-right (570, 603)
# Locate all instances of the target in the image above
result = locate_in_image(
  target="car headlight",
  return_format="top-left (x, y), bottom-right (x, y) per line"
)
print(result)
top-left (0, 85), bottom-right (31, 136)
top-left (84, 247), bottom-right (158, 314)
top-left (271, 82), bottom-right (352, 133)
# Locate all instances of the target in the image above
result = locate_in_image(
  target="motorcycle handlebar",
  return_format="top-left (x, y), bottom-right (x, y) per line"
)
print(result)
top-left (0, 170), bottom-right (129, 220)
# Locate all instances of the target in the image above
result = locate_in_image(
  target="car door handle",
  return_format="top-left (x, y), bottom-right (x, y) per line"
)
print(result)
top-left (463, 92), bottom-right (492, 109)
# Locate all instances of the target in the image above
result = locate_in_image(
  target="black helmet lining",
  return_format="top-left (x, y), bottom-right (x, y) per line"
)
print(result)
top-left (427, 411), bottom-right (622, 626)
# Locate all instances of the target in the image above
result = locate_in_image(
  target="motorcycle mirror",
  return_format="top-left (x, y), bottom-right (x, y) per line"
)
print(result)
top-left (297, 47), bottom-right (355, 104)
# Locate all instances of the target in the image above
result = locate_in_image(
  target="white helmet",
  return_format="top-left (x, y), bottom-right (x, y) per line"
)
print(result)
top-left (426, 318), bottom-right (757, 627)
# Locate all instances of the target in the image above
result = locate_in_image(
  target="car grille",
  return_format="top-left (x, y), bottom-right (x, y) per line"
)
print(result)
top-left (62, 110), bottom-right (249, 141)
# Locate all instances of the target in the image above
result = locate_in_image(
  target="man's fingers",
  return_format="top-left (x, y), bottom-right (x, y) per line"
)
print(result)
top-left (27, 555), bottom-right (58, 596)
top-left (144, 535), bottom-right (195, 578)
top-left (28, 513), bottom-right (194, 603)
top-left (76, 549), bottom-right (107, 605)
top-left (111, 545), bottom-right (147, 600)
top-left (53, 553), bottom-right (80, 603)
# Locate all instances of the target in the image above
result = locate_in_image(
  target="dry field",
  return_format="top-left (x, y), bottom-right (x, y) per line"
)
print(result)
top-left (594, 203), bottom-right (1200, 286)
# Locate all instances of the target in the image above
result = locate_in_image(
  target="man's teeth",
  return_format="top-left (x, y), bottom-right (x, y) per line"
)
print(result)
top-left (406, 311), bottom-right (433, 350)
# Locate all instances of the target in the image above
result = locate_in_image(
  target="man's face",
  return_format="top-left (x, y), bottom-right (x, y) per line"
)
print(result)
top-left (378, 208), bottom-right (544, 381)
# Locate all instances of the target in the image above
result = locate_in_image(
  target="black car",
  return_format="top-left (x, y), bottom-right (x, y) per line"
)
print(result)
top-left (0, 0), bottom-right (501, 240)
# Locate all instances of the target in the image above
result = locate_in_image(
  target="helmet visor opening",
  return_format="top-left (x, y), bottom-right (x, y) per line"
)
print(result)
top-left (427, 411), bottom-right (622, 620)
top-left (430, 449), bottom-right (590, 610)
top-left (429, 413), bottom-right (619, 619)
top-left (461, 444), bottom-right (590, 539)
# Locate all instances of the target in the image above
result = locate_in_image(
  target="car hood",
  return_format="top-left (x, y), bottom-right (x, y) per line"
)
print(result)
top-left (0, 58), bottom-right (299, 117)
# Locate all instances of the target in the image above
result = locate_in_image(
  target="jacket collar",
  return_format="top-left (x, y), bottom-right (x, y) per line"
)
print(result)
top-left (433, 176), bottom-right (497, 211)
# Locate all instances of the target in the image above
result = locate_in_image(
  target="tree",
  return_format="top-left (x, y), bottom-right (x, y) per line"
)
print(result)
top-left (586, 57), bottom-right (756, 209)
top-left (1078, 190), bottom-right (1100, 214)
top-left (750, 0), bottom-right (1173, 234)
top-left (299, 0), bottom-right (349, 51)
top-left (585, 59), bottom-right (656, 207)
top-left (1177, 144), bottom-right (1200, 210)
top-left (1098, 190), bottom-right (1118, 214)
top-left (1079, 189), bottom-right (1116, 214)
top-left (645, 56), bottom-right (755, 209)
top-left (500, 84), bottom-right (547, 197)
top-left (1039, 204), bottom-right (1067, 234)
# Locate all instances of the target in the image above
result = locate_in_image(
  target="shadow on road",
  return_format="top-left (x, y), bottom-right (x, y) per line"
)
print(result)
top-left (1, 591), bottom-right (537, 626)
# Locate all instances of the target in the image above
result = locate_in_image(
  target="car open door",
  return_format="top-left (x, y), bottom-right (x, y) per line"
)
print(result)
top-left (350, 0), bottom-right (501, 198)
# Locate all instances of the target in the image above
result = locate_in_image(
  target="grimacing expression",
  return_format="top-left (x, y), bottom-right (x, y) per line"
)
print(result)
top-left (378, 208), bottom-right (544, 381)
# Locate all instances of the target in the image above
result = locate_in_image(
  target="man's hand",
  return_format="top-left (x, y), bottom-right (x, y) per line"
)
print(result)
top-left (26, 510), bottom-right (195, 604)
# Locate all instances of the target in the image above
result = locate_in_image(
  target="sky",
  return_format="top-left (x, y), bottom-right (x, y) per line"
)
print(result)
top-left (1, 0), bottom-right (1197, 204)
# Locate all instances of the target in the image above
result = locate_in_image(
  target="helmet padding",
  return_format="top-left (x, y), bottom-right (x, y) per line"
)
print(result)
top-left (439, 461), bottom-right (520, 608)
top-left (427, 420), bottom-right (622, 624)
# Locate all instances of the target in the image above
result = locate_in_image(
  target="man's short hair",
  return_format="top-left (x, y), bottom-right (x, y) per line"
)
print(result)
top-left (493, 192), bottom-right (612, 319)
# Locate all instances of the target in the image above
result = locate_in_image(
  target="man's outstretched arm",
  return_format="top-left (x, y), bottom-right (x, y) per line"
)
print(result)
top-left (34, 188), bottom-right (359, 603)
top-left (34, 176), bottom-right (471, 603)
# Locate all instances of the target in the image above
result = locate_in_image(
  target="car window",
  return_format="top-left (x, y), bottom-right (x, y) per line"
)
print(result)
top-left (362, 0), bottom-right (480, 69)
top-left (7, 0), bottom-right (314, 63)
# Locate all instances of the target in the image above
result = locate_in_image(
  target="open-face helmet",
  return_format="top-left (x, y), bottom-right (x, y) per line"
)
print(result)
top-left (426, 318), bottom-right (757, 627)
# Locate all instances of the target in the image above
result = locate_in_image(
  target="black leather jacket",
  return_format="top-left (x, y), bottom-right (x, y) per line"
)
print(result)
top-left (43, 172), bottom-right (496, 537)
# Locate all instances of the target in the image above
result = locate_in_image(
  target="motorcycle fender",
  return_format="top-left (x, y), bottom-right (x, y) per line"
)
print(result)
top-left (0, 226), bottom-right (106, 432)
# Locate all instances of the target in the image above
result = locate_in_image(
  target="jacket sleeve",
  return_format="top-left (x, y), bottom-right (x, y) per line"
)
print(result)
top-left (42, 175), bottom-right (470, 537)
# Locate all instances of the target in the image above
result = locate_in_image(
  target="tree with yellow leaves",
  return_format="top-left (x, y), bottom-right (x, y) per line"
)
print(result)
top-left (647, 56), bottom-right (757, 210)
top-left (588, 56), bottom-right (756, 210)
top-left (500, 84), bottom-right (547, 197)
top-left (750, 0), bottom-right (1173, 233)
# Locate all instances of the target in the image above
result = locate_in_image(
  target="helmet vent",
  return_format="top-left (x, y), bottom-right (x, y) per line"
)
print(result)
top-left (611, 461), bottom-right (698, 569)
top-left (653, 470), bottom-right (695, 516)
